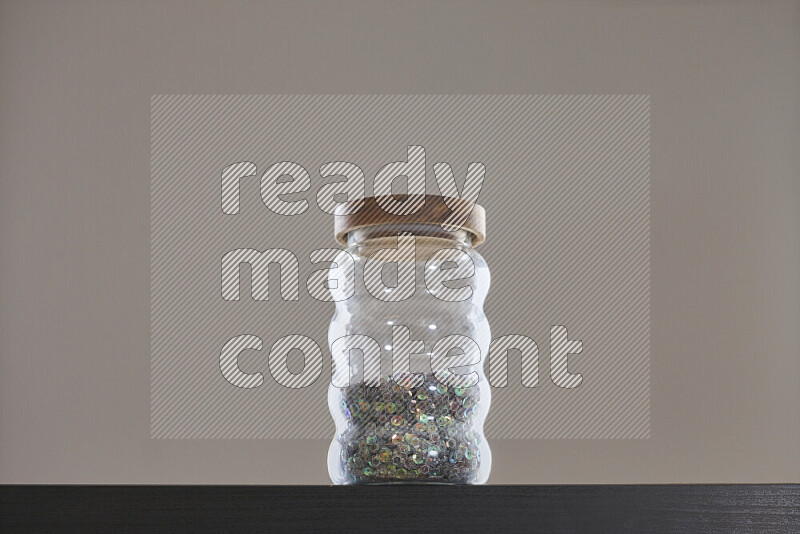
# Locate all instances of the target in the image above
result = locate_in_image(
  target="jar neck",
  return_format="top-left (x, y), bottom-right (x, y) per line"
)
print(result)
top-left (347, 223), bottom-right (472, 247)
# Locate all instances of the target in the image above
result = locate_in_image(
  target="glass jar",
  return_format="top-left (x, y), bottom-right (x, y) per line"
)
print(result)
top-left (327, 196), bottom-right (491, 484)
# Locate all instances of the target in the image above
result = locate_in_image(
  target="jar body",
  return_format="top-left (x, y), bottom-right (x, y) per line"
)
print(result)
top-left (327, 226), bottom-right (491, 484)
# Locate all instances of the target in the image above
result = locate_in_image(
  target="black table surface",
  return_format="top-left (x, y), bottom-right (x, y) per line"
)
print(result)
top-left (1, 484), bottom-right (798, 533)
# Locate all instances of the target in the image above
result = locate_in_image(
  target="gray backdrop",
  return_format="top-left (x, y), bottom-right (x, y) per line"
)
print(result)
top-left (1, 0), bottom-right (798, 483)
top-left (150, 95), bottom-right (651, 440)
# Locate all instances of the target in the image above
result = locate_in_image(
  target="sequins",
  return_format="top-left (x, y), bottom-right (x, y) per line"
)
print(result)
top-left (338, 376), bottom-right (482, 484)
top-left (437, 415), bottom-right (454, 427)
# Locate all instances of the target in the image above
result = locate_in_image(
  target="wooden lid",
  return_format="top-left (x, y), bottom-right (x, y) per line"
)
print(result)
top-left (334, 195), bottom-right (486, 246)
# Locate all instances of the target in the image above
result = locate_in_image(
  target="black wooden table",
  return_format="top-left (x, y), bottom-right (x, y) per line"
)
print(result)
top-left (2, 485), bottom-right (798, 532)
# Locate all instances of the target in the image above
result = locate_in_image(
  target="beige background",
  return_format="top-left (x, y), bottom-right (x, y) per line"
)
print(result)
top-left (1, 0), bottom-right (798, 483)
top-left (149, 95), bottom-right (652, 441)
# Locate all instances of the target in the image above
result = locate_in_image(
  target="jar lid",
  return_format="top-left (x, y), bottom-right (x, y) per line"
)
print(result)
top-left (334, 195), bottom-right (486, 247)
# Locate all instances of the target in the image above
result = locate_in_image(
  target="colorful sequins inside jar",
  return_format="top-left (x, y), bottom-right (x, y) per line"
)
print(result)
top-left (327, 196), bottom-right (492, 484)
top-left (338, 374), bottom-right (483, 483)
